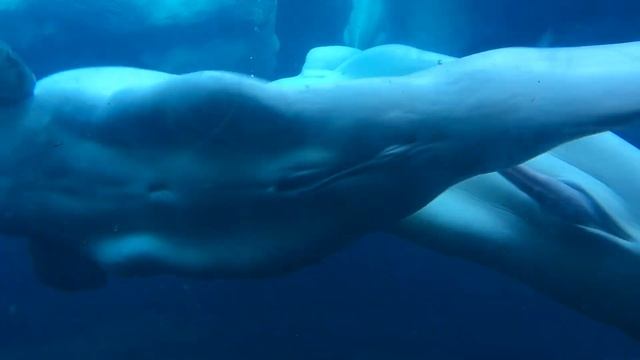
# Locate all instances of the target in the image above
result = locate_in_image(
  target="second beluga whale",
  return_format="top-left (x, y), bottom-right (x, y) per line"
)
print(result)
top-left (2, 41), bottom-right (640, 291)
top-left (394, 132), bottom-right (640, 340)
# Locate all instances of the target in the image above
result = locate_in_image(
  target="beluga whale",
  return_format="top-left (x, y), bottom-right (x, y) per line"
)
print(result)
top-left (285, 43), bottom-right (640, 340)
top-left (394, 132), bottom-right (640, 340)
top-left (392, 131), bottom-right (640, 340)
top-left (1, 41), bottom-right (640, 291)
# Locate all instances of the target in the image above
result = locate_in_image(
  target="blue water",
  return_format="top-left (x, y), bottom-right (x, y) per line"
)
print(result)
top-left (4, 234), bottom-right (640, 359)
top-left (2, 0), bottom-right (640, 358)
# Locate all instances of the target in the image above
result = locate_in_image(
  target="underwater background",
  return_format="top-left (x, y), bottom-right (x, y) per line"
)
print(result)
top-left (2, 0), bottom-right (640, 358)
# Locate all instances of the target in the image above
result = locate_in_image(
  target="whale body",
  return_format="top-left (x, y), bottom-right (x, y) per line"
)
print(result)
top-left (287, 44), bottom-right (640, 340)
top-left (2, 42), bottom-right (640, 291)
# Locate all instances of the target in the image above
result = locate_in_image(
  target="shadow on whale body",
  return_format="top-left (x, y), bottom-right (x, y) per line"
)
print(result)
top-left (1, 41), bottom-right (640, 297)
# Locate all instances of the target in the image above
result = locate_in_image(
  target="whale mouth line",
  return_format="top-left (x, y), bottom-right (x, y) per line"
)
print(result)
top-left (273, 143), bottom-right (426, 194)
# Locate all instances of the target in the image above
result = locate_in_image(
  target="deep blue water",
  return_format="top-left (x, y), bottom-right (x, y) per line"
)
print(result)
top-left (3, 234), bottom-right (640, 359)
top-left (2, 0), bottom-right (640, 358)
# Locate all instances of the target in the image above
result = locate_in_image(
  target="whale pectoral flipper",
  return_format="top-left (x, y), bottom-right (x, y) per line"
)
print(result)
top-left (500, 165), bottom-right (633, 242)
top-left (28, 239), bottom-right (107, 291)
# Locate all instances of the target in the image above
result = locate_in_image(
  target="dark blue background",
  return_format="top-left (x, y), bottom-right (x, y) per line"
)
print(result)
top-left (3, 234), bottom-right (639, 359)
top-left (3, 0), bottom-right (640, 358)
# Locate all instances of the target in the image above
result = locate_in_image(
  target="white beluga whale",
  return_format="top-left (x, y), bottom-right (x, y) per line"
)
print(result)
top-left (393, 132), bottom-right (640, 340)
top-left (285, 44), bottom-right (640, 340)
top-left (2, 41), bottom-right (640, 292)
